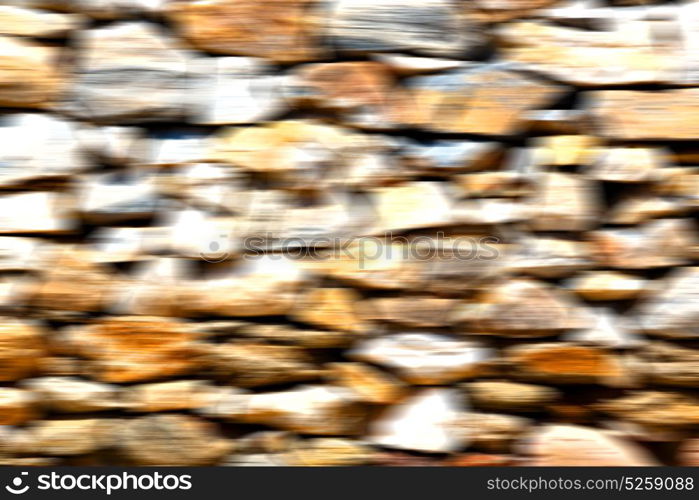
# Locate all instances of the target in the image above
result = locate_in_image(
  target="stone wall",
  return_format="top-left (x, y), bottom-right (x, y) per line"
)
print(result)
top-left (0, 0), bottom-right (698, 466)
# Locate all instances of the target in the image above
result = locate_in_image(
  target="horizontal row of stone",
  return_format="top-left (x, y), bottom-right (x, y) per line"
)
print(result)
top-left (2, 239), bottom-right (698, 328)
top-left (0, 185), bottom-right (696, 235)
top-left (0, 388), bottom-right (698, 465)
top-left (2, 316), bottom-right (699, 385)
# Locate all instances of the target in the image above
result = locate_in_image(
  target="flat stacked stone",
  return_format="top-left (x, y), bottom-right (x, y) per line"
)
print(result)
top-left (0, 0), bottom-right (697, 467)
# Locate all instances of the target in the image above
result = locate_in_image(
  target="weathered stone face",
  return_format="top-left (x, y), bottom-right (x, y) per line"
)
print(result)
top-left (0, 192), bottom-right (75, 234)
top-left (465, 381), bottom-right (559, 413)
top-left (596, 391), bottom-right (699, 429)
top-left (472, 0), bottom-right (559, 21)
top-left (504, 343), bottom-right (631, 386)
top-left (460, 412), bottom-right (531, 453)
top-left (286, 61), bottom-right (412, 129)
top-left (527, 173), bottom-right (600, 232)
top-left (22, 377), bottom-right (122, 413)
top-left (498, 21), bottom-right (673, 86)
top-left (0, 114), bottom-right (90, 188)
top-left (568, 271), bottom-right (647, 301)
top-left (505, 237), bottom-right (593, 278)
top-left (634, 267), bottom-right (699, 337)
top-left (522, 425), bottom-right (658, 466)
top-left (0, 388), bottom-right (37, 425)
top-left (124, 380), bottom-right (218, 413)
top-left (189, 57), bottom-right (286, 125)
top-left (0, 36), bottom-right (64, 108)
top-left (167, 0), bottom-right (324, 62)
top-left (64, 22), bottom-right (191, 122)
top-left (0, 6), bottom-right (82, 37)
top-left (371, 182), bottom-right (453, 232)
top-left (454, 279), bottom-right (590, 336)
top-left (406, 66), bottom-right (564, 135)
top-left (28, 419), bottom-right (118, 456)
top-left (589, 89), bottom-right (699, 140)
top-left (360, 296), bottom-right (457, 328)
top-left (326, 362), bottom-right (406, 405)
top-left (640, 343), bottom-right (699, 388)
top-left (590, 220), bottom-right (696, 269)
top-left (205, 342), bottom-right (321, 387)
top-left (64, 316), bottom-right (203, 383)
top-left (368, 389), bottom-right (467, 453)
top-left (24, 247), bottom-right (116, 312)
top-left (0, 320), bottom-right (45, 382)
top-left (292, 287), bottom-right (366, 333)
top-left (350, 333), bottom-right (492, 384)
top-left (118, 414), bottom-right (233, 465)
top-left (325, 0), bottom-right (484, 57)
top-left (2, 0), bottom-right (699, 468)
top-left (589, 147), bottom-right (666, 183)
top-left (204, 385), bottom-right (366, 435)
top-left (180, 256), bottom-right (307, 317)
top-left (284, 438), bottom-right (375, 466)
top-left (531, 135), bottom-right (601, 167)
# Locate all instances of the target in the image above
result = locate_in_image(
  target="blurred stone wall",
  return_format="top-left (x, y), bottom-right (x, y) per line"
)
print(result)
top-left (0, 0), bottom-right (698, 466)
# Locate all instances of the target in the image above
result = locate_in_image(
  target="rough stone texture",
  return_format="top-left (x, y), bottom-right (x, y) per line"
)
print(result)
top-left (360, 296), bottom-right (457, 328)
top-left (498, 21), bottom-right (674, 86)
top-left (62, 316), bottom-right (203, 383)
top-left (528, 172), bottom-right (600, 231)
top-left (286, 61), bottom-right (411, 129)
top-left (0, 35), bottom-right (64, 108)
top-left (351, 333), bottom-right (492, 385)
top-left (205, 342), bottom-right (321, 387)
top-left (0, 6), bottom-right (82, 37)
top-left (461, 413), bottom-right (531, 453)
top-left (678, 439), bottom-right (699, 467)
top-left (204, 385), bottom-right (365, 436)
top-left (596, 391), bottom-right (699, 431)
top-left (180, 256), bottom-right (306, 317)
top-left (407, 66), bottom-right (563, 135)
top-left (0, 192), bottom-right (75, 234)
top-left (189, 57), bottom-right (286, 125)
top-left (0, 114), bottom-right (90, 188)
top-left (522, 424), bottom-right (658, 466)
top-left (465, 381), bottom-right (559, 413)
top-left (124, 380), bottom-right (219, 412)
top-left (63, 22), bottom-right (191, 122)
top-left (0, 320), bottom-right (45, 382)
top-left (590, 90), bottom-right (699, 140)
top-left (283, 438), bottom-right (375, 466)
top-left (326, 362), bottom-right (406, 405)
top-left (640, 343), bottom-right (699, 387)
top-left (118, 414), bottom-right (233, 465)
top-left (0, 388), bottom-right (36, 425)
top-left (568, 271), bottom-right (646, 301)
top-left (634, 267), bottom-right (699, 338)
top-left (590, 220), bottom-right (696, 269)
top-left (0, 0), bottom-right (698, 468)
top-left (166, 0), bottom-right (324, 63)
top-left (325, 0), bottom-right (484, 58)
top-left (504, 343), bottom-right (631, 386)
top-left (28, 419), bottom-right (117, 456)
top-left (368, 389), bottom-right (466, 453)
top-left (505, 237), bottom-right (593, 278)
top-left (453, 279), bottom-right (590, 336)
top-left (22, 377), bottom-right (122, 413)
